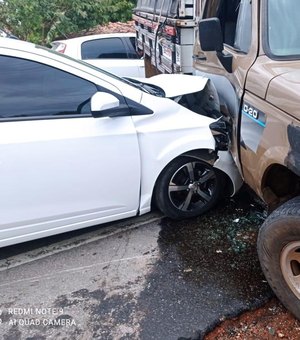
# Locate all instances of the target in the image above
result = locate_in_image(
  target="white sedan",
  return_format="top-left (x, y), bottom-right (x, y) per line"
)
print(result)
top-left (0, 38), bottom-right (242, 247)
top-left (51, 33), bottom-right (145, 77)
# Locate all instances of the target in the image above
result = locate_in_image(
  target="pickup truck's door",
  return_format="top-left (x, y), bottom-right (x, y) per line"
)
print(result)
top-left (194, 0), bottom-right (258, 172)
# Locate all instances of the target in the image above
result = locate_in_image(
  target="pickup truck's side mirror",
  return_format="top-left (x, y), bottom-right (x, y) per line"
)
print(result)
top-left (198, 18), bottom-right (233, 73)
top-left (199, 18), bottom-right (223, 52)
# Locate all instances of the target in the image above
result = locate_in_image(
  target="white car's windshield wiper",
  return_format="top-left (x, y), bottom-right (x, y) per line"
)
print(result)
top-left (123, 78), bottom-right (165, 97)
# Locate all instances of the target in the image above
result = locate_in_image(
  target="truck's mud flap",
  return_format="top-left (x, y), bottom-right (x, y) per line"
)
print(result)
top-left (286, 124), bottom-right (300, 177)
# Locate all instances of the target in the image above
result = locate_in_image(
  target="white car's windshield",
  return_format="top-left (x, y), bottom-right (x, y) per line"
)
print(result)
top-left (37, 44), bottom-right (126, 80)
top-left (268, 0), bottom-right (300, 57)
top-left (37, 45), bottom-right (164, 96)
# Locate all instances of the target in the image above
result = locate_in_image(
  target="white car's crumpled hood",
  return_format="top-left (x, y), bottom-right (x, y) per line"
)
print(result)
top-left (129, 74), bottom-right (209, 98)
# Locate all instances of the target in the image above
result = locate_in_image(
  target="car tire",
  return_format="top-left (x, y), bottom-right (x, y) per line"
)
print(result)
top-left (257, 196), bottom-right (300, 319)
top-left (155, 157), bottom-right (222, 219)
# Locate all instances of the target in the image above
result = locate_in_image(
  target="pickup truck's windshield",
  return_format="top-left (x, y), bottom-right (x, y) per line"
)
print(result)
top-left (268, 0), bottom-right (300, 57)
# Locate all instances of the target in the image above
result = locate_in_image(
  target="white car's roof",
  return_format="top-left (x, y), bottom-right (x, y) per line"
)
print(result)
top-left (0, 38), bottom-right (71, 62)
top-left (0, 37), bottom-right (34, 50)
top-left (53, 32), bottom-right (135, 44)
top-left (0, 38), bottom-right (53, 59)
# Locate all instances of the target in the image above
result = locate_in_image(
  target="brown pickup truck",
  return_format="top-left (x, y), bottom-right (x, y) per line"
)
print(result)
top-left (134, 0), bottom-right (300, 320)
top-left (194, 0), bottom-right (300, 319)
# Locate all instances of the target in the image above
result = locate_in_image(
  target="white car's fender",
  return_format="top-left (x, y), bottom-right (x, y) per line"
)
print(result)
top-left (133, 94), bottom-right (217, 214)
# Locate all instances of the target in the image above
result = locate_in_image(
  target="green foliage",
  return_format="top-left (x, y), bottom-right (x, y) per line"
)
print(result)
top-left (0, 0), bottom-right (136, 44)
top-left (100, 0), bottom-right (136, 23)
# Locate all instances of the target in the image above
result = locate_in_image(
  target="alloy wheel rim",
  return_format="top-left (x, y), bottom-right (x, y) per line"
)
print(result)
top-left (280, 241), bottom-right (300, 299)
top-left (168, 161), bottom-right (216, 212)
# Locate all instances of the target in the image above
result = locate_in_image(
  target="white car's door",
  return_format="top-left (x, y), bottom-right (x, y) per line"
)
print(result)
top-left (80, 36), bottom-right (145, 77)
top-left (0, 55), bottom-right (141, 245)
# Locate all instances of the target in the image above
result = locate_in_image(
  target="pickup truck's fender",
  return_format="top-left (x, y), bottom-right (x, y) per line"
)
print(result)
top-left (194, 70), bottom-right (243, 171)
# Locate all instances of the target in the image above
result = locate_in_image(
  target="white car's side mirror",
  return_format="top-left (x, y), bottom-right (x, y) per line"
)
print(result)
top-left (91, 91), bottom-right (153, 118)
top-left (91, 92), bottom-right (119, 112)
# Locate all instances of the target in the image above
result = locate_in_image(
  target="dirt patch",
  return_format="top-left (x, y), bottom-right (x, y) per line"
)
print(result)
top-left (67, 21), bottom-right (135, 39)
top-left (205, 299), bottom-right (300, 340)
top-left (87, 21), bottom-right (135, 34)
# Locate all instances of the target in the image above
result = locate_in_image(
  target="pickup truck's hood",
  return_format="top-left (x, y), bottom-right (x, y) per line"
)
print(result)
top-left (130, 74), bottom-right (208, 98)
top-left (267, 70), bottom-right (300, 118)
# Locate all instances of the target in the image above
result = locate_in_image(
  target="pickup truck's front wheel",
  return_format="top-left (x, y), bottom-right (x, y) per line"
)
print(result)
top-left (155, 157), bottom-right (222, 219)
top-left (258, 196), bottom-right (300, 319)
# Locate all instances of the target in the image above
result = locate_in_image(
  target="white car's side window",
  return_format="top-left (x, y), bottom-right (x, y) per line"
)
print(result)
top-left (0, 55), bottom-right (98, 119)
top-left (81, 38), bottom-right (128, 60)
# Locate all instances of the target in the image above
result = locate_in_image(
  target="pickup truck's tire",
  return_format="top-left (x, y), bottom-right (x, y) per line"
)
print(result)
top-left (155, 157), bottom-right (222, 219)
top-left (258, 196), bottom-right (300, 319)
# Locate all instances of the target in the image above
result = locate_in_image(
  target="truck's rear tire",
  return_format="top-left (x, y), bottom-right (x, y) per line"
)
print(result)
top-left (258, 196), bottom-right (300, 319)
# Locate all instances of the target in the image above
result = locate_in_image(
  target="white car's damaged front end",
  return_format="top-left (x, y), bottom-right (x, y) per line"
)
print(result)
top-left (125, 74), bottom-right (243, 218)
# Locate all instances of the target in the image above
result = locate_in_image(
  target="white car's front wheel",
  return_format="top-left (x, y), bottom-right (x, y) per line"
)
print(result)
top-left (155, 157), bottom-right (222, 219)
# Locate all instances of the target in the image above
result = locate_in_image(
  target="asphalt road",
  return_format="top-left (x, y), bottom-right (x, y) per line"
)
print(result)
top-left (0, 191), bottom-right (273, 340)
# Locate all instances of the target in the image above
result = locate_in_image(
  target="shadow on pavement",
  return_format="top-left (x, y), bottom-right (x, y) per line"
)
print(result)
top-left (138, 189), bottom-right (273, 340)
